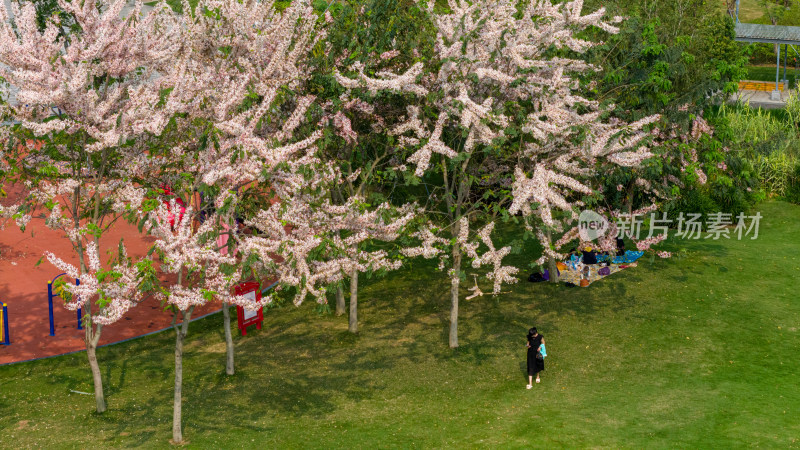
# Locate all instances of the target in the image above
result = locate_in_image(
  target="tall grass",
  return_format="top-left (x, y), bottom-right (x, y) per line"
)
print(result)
top-left (718, 97), bottom-right (800, 197)
top-left (719, 104), bottom-right (797, 156)
top-left (754, 152), bottom-right (797, 196)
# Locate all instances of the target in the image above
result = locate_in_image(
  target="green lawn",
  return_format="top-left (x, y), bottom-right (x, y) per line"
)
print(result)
top-left (744, 65), bottom-right (800, 89)
top-left (1, 201), bottom-right (799, 448)
top-left (737, 0), bottom-right (769, 23)
top-left (714, 0), bottom-right (780, 23)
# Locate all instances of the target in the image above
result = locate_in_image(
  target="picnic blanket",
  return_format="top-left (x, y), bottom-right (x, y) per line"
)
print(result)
top-left (556, 250), bottom-right (644, 286)
top-left (597, 250), bottom-right (645, 265)
top-left (558, 263), bottom-right (625, 286)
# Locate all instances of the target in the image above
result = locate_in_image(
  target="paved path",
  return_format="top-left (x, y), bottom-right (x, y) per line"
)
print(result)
top-left (732, 89), bottom-right (791, 110)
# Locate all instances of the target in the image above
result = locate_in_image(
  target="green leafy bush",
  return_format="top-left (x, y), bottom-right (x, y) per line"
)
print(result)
top-left (666, 139), bottom-right (760, 219)
top-left (668, 187), bottom-right (722, 220)
top-left (786, 164), bottom-right (800, 204)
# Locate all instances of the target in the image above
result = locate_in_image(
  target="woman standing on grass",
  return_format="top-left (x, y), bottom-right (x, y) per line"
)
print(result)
top-left (526, 327), bottom-right (545, 389)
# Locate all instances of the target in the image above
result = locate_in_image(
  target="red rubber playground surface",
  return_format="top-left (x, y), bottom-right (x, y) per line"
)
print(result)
top-left (0, 184), bottom-right (220, 365)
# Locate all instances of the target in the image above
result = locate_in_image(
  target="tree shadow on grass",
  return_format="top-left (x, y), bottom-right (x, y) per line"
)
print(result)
top-left (98, 395), bottom-right (167, 447)
top-left (337, 254), bottom-right (643, 370)
top-left (77, 235), bottom-right (680, 446)
top-left (160, 315), bottom-right (399, 422)
top-left (103, 358), bottom-right (128, 397)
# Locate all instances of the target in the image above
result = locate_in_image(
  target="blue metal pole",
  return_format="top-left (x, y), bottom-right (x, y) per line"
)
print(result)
top-left (48, 282), bottom-right (55, 336)
top-left (76, 278), bottom-right (83, 330)
top-left (777, 45), bottom-right (781, 94)
top-left (2, 303), bottom-right (9, 345)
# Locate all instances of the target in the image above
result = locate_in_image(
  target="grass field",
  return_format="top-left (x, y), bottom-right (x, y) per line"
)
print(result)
top-left (745, 65), bottom-right (799, 89)
top-left (1, 201), bottom-right (799, 448)
top-left (737, 0), bottom-right (768, 23)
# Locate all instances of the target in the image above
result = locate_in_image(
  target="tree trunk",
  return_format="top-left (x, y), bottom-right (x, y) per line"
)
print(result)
top-left (623, 184), bottom-right (635, 240)
top-left (86, 335), bottom-right (106, 413)
top-left (84, 305), bottom-right (106, 413)
top-left (348, 271), bottom-right (358, 333)
top-left (222, 301), bottom-right (234, 376)
top-left (626, 187), bottom-right (634, 219)
top-left (172, 307), bottom-right (193, 445)
top-left (545, 229), bottom-right (559, 284)
top-left (335, 285), bottom-right (345, 316)
top-left (449, 244), bottom-right (461, 349)
top-left (547, 255), bottom-right (560, 284)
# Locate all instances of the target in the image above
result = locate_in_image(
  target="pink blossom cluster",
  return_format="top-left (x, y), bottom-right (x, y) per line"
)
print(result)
top-left (0, 0), bottom-right (183, 152)
top-left (0, 203), bottom-right (31, 229)
top-left (461, 221), bottom-right (519, 295)
top-left (509, 165), bottom-right (593, 226)
top-left (380, 50), bottom-right (400, 60)
top-left (332, 111), bottom-right (358, 144)
top-left (45, 242), bottom-right (144, 325)
top-left (241, 184), bottom-right (418, 305)
top-left (401, 223), bottom-right (450, 260)
top-left (695, 168), bottom-right (708, 185)
top-left (634, 233), bottom-right (668, 251)
top-left (691, 116), bottom-right (713, 140)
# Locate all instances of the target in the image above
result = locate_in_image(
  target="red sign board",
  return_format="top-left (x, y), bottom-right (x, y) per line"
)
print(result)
top-left (234, 282), bottom-right (263, 336)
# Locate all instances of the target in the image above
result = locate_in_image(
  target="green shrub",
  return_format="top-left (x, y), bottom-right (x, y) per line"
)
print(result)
top-left (786, 164), bottom-right (800, 204)
top-left (667, 187), bottom-right (720, 221)
top-left (666, 162), bottom-right (758, 220)
top-left (710, 154), bottom-right (759, 216)
top-left (747, 43), bottom-right (778, 65)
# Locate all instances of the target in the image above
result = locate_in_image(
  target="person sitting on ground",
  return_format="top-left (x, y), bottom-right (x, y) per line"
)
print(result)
top-left (615, 237), bottom-right (625, 257)
top-left (581, 245), bottom-right (598, 265)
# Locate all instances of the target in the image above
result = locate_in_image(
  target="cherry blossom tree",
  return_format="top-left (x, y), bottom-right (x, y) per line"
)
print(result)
top-left (152, 0), bottom-right (420, 430)
top-left (142, 192), bottom-right (269, 444)
top-left (311, 0), bottom-right (433, 325)
top-left (308, 99), bottom-right (423, 332)
top-left (0, 0), bottom-right (182, 412)
top-left (137, 0), bottom-right (355, 442)
top-left (337, 0), bottom-right (661, 348)
top-left (125, 0), bottom-right (324, 395)
top-left (239, 164), bottom-right (417, 334)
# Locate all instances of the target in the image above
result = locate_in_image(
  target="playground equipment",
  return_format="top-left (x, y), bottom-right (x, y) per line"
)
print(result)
top-left (1, 302), bottom-right (9, 345)
top-left (48, 273), bottom-right (82, 336)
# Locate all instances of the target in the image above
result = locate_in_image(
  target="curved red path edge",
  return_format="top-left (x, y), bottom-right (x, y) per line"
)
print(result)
top-left (0, 183), bottom-right (223, 365)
